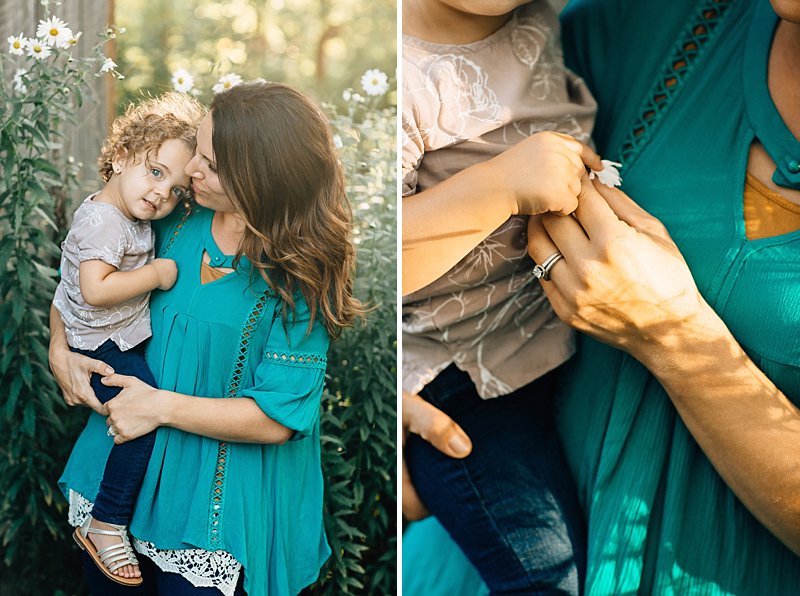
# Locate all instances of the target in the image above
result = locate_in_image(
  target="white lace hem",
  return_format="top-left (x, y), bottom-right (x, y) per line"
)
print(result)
top-left (68, 490), bottom-right (242, 596)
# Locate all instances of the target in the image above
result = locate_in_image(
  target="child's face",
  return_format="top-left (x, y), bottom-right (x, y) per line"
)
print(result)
top-left (112, 138), bottom-right (193, 221)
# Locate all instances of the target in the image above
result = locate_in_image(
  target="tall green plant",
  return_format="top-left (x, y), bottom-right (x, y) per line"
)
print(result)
top-left (0, 12), bottom-right (119, 593)
top-left (308, 84), bottom-right (397, 595)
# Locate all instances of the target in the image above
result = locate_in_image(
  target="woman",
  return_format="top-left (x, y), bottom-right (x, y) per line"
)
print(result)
top-left (403, 0), bottom-right (800, 593)
top-left (50, 81), bottom-right (361, 595)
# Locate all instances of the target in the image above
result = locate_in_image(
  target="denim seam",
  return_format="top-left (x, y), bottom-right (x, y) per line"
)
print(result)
top-left (455, 457), bottom-right (533, 590)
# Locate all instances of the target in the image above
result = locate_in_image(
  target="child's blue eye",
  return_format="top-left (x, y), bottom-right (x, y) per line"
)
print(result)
top-left (150, 168), bottom-right (163, 178)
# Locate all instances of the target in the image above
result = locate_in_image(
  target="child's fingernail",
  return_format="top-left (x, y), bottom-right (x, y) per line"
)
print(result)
top-left (448, 434), bottom-right (470, 455)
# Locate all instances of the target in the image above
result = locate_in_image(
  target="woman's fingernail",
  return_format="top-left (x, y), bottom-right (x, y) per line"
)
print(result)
top-left (448, 434), bottom-right (470, 455)
top-left (105, 367), bottom-right (114, 374)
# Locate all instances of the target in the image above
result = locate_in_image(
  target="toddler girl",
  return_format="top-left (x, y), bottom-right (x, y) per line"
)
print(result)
top-left (402, 0), bottom-right (617, 593)
top-left (52, 92), bottom-right (204, 586)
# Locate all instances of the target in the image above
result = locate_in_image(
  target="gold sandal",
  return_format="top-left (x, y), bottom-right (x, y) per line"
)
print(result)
top-left (73, 516), bottom-right (143, 586)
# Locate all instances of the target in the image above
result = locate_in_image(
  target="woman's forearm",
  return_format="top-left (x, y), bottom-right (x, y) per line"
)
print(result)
top-left (156, 390), bottom-right (294, 444)
top-left (49, 302), bottom-right (69, 354)
top-left (403, 161), bottom-right (515, 295)
top-left (634, 304), bottom-right (800, 555)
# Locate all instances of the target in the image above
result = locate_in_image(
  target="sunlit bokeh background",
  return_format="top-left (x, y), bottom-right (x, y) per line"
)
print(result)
top-left (114, 0), bottom-right (396, 109)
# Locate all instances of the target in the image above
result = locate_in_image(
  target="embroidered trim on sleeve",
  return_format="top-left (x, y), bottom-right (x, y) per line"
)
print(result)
top-left (265, 350), bottom-right (327, 369)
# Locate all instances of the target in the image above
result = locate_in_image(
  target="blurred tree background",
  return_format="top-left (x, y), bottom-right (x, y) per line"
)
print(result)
top-left (114, 0), bottom-right (396, 112)
top-left (1, 1), bottom-right (396, 594)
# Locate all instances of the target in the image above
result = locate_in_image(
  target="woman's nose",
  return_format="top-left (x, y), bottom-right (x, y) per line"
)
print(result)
top-left (185, 155), bottom-right (204, 179)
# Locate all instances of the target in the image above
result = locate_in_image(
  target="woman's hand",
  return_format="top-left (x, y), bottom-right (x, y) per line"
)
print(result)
top-left (101, 374), bottom-right (165, 444)
top-left (526, 176), bottom-right (706, 360)
top-left (402, 391), bottom-right (472, 521)
top-left (528, 176), bottom-right (800, 555)
top-left (48, 304), bottom-right (112, 413)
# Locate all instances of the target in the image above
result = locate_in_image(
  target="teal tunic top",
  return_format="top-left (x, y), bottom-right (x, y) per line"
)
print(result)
top-left (60, 205), bottom-right (331, 596)
top-left (403, 1), bottom-right (800, 594)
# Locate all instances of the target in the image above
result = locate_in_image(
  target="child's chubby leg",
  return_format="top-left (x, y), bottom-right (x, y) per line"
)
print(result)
top-left (71, 339), bottom-right (158, 581)
top-left (405, 365), bottom-right (586, 596)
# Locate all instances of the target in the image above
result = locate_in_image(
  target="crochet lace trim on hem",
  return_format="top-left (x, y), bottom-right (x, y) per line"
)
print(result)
top-left (67, 490), bottom-right (242, 596)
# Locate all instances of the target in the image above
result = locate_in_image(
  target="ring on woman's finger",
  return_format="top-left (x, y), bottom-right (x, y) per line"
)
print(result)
top-left (107, 426), bottom-right (117, 438)
top-left (531, 251), bottom-right (564, 281)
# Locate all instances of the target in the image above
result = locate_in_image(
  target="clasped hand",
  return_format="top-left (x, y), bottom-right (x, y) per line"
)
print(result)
top-left (527, 176), bottom-right (705, 358)
top-left (101, 374), bottom-right (162, 444)
top-left (49, 347), bottom-right (160, 444)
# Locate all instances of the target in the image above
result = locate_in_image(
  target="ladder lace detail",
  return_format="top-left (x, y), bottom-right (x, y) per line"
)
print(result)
top-left (618, 0), bottom-right (734, 164)
top-left (265, 350), bottom-right (327, 369)
top-left (67, 490), bottom-right (241, 596)
top-left (208, 291), bottom-right (272, 548)
top-left (160, 204), bottom-right (194, 258)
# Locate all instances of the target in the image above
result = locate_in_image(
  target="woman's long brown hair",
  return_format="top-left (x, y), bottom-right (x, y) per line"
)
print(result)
top-left (210, 81), bottom-right (362, 338)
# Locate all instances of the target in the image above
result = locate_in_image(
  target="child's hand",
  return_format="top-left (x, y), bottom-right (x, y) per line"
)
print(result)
top-left (486, 131), bottom-right (604, 217)
top-left (151, 258), bottom-right (178, 290)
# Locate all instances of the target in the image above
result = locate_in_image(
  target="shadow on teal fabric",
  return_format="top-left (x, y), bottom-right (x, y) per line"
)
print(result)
top-left (402, 518), bottom-right (488, 596)
top-left (60, 205), bottom-right (331, 596)
top-left (402, 1), bottom-right (800, 594)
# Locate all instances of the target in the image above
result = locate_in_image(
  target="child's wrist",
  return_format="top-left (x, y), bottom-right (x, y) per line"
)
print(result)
top-left (474, 160), bottom-right (518, 217)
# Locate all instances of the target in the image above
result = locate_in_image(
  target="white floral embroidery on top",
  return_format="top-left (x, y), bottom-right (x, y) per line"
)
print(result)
top-left (401, 0), bottom-right (595, 399)
top-left (512, 11), bottom-right (566, 100)
top-left (418, 53), bottom-right (502, 142)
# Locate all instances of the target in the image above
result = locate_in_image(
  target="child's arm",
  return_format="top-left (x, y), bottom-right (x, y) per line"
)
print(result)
top-left (403, 131), bottom-right (603, 295)
top-left (80, 258), bottom-right (177, 308)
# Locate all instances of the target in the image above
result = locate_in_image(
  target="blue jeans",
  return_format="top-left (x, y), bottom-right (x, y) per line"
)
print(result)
top-left (72, 339), bottom-right (157, 526)
top-left (82, 551), bottom-right (247, 595)
top-left (405, 365), bottom-right (586, 596)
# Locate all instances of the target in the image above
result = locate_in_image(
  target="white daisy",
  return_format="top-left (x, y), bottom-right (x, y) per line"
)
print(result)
top-left (37, 16), bottom-right (72, 48)
top-left (13, 69), bottom-right (28, 94)
top-left (26, 39), bottom-right (52, 60)
top-left (212, 73), bottom-right (242, 94)
top-left (589, 160), bottom-right (623, 188)
top-left (8, 34), bottom-right (27, 55)
top-left (99, 57), bottom-right (117, 73)
top-left (342, 89), bottom-right (352, 102)
top-left (333, 134), bottom-right (343, 149)
top-left (171, 69), bottom-right (194, 93)
top-left (67, 31), bottom-right (83, 47)
top-left (360, 68), bottom-right (389, 97)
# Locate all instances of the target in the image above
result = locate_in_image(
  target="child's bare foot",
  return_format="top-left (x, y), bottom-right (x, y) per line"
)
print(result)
top-left (87, 517), bottom-right (141, 579)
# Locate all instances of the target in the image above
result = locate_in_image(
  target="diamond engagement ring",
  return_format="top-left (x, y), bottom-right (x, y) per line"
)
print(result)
top-left (532, 251), bottom-right (564, 281)
top-left (107, 426), bottom-right (117, 438)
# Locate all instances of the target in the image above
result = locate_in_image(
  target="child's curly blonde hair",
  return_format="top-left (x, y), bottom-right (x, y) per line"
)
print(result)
top-left (98, 92), bottom-right (206, 182)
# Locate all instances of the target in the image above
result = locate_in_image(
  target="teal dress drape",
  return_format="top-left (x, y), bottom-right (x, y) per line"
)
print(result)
top-left (403, 1), bottom-right (800, 594)
top-left (60, 205), bottom-right (331, 596)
